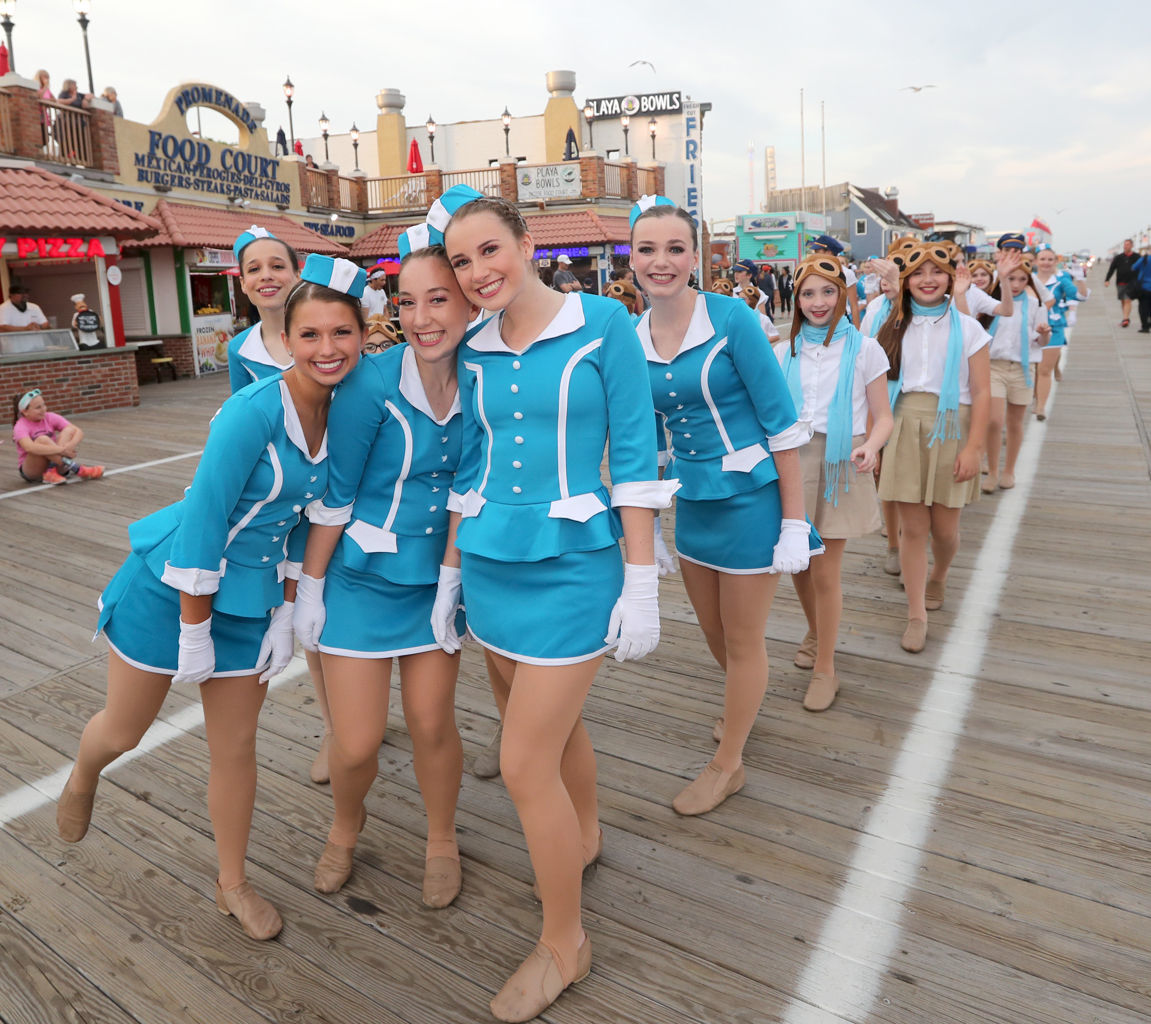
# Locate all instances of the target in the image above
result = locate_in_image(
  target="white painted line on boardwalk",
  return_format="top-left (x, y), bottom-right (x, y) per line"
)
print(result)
top-left (781, 382), bottom-right (1059, 1024)
top-left (0, 449), bottom-right (203, 502)
top-left (0, 655), bottom-right (309, 830)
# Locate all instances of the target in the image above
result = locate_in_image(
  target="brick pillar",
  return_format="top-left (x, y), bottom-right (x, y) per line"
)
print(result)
top-left (325, 167), bottom-right (340, 209)
top-left (348, 175), bottom-right (367, 214)
top-left (87, 106), bottom-right (120, 175)
top-left (652, 163), bottom-right (666, 196)
top-left (1, 83), bottom-right (46, 159)
top-left (579, 154), bottom-right (604, 199)
top-left (425, 166), bottom-right (444, 204)
top-left (620, 158), bottom-right (637, 201)
top-left (498, 157), bottom-right (518, 203)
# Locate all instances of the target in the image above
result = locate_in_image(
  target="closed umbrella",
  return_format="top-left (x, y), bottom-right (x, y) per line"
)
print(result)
top-left (563, 127), bottom-right (578, 161)
top-left (0, 44), bottom-right (9, 76)
top-left (408, 138), bottom-right (424, 174)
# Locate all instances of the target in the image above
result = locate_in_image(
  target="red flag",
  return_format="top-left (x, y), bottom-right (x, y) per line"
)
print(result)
top-left (407, 139), bottom-right (424, 174)
top-left (1030, 217), bottom-right (1052, 235)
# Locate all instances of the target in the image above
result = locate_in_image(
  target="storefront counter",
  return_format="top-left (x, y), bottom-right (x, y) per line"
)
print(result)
top-left (0, 345), bottom-right (140, 415)
top-left (0, 328), bottom-right (79, 356)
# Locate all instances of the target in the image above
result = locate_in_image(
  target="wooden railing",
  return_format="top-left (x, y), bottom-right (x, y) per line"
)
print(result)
top-left (441, 167), bottom-right (501, 197)
top-left (637, 166), bottom-right (658, 197)
top-left (0, 93), bottom-right (15, 154)
top-left (302, 167), bottom-right (331, 207)
top-left (338, 176), bottom-right (355, 211)
top-left (604, 162), bottom-right (624, 198)
top-left (39, 100), bottom-right (93, 168)
top-left (365, 174), bottom-right (428, 213)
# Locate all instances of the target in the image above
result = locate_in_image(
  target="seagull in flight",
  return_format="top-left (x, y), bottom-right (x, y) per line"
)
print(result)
top-left (630, 60), bottom-right (657, 73)
top-left (900, 84), bottom-right (937, 92)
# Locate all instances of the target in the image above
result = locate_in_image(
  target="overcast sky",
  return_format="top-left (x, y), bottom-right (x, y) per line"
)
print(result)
top-left (11, 0), bottom-right (1150, 253)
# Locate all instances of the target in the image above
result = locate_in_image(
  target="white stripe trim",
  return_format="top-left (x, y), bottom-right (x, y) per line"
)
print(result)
top-left (700, 337), bottom-right (737, 455)
top-left (469, 626), bottom-right (611, 666)
top-left (105, 637), bottom-right (268, 680)
top-left (380, 400), bottom-right (413, 534)
top-left (226, 443), bottom-right (282, 549)
top-left (555, 338), bottom-right (602, 500)
top-left (464, 362), bottom-right (494, 499)
top-left (317, 640), bottom-right (441, 659)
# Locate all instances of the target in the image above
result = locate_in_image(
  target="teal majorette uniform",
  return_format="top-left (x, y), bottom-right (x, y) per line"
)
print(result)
top-left (450, 293), bottom-right (676, 664)
top-left (228, 323), bottom-right (291, 392)
top-left (96, 377), bottom-right (326, 675)
top-left (1039, 272), bottom-right (1079, 348)
top-left (315, 344), bottom-right (464, 657)
top-left (637, 291), bottom-right (819, 574)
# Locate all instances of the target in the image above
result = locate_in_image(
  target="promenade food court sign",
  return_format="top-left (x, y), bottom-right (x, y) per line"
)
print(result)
top-left (114, 81), bottom-right (295, 208)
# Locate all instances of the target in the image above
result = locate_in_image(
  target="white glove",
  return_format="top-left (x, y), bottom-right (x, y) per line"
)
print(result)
top-left (604, 563), bottom-right (660, 662)
top-left (171, 617), bottom-right (215, 685)
top-left (771, 518), bottom-right (812, 575)
top-left (292, 574), bottom-right (326, 652)
top-left (430, 564), bottom-right (463, 654)
top-left (653, 518), bottom-right (676, 577)
top-left (258, 601), bottom-right (295, 683)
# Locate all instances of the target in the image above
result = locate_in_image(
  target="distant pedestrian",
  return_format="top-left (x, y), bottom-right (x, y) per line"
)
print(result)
top-left (56, 78), bottom-right (92, 109)
top-left (551, 253), bottom-right (582, 292)
top-left (275, 127), bottom-right (288, 156)
top-left (1131, 248), bottom-right (1151, 333)
top-left (778, 267), bottom-right (793, 313)
top-left (100, 86), bottom-right (123, 116)
top-left (1104, 239), bottom-right (1140, 327)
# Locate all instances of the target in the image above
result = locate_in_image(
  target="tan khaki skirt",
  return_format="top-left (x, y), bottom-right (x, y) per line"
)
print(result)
top-left (877, 391), bottom-right (980, 508)
top-left (801, 432), bottom-right (882, 538)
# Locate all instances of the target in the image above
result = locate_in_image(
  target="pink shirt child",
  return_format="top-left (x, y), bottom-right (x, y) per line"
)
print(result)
top-left (13, 410), bottom-right (71, 468)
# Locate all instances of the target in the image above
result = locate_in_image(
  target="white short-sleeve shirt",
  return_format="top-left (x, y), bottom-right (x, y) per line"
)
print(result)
top-left (987, 292), bottom-right (1049, 364)
top-left (773, 333), bottom-right (890, 434)
top-left (0, 300), bottom-right (47, 328)
top-left (900, 307), bottom-right (990, 404)
top-left (965, 285), bottom-right (999, 318)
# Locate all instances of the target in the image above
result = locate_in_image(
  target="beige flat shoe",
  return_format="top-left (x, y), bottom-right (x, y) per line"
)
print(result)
top-left (793, 628), bottom-right (818, 669)
top-left (803, 671), bottom-right (840, 712)
top-left (980, 475), bottom-right (997, 494)
top-left (490, 935), bottom-right (592, 1023)
top-left (57, 772), bottom-right (96, 843)
top-left (472, 720), bottom-right (503, 779)
top-left (999, 473), bottom-right (1015, 489)
top-left (215, 879), bottom-right (283, 941)
top-left (422, 856), bottom-right (462, 908)
top-left (924, 579), bottom-right (946, 611)
top-left (314, 805), bottom-right (367, 894)
top-left (712, 717), bottom-right (725, 743)
top-left (901, 619), bottom-right (928, 653)
top-left (672, 762), bottom-right (746, 816)
top-left (883, 548), bottom-right (901, 576)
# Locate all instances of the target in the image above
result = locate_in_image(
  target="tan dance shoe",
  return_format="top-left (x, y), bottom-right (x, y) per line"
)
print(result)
top-left (924, 580), bottom-right (946, 611)
top-left (56, 772), bottom-right (96, 843)
top-left (215, 880), bottom-right (283, 941)
top-left (712, 717), bottom-right (725, 743)
top-left (472, 720), bottom-right (503, 779)
top-left (793, 629), bottom-right (818, 670)
top-left (422, 857), bottom-right (462, 908)
top-left (998, 472), bottom-right (1016, 489)
top-left (314, 805), bottom-right (367, 894)
top-left (803, 671), bottom-right (840, 712)
top-left (490, 935), bottom-right (592, 1023)
top-left (980, 475), bottom-right (998, 494)
top-left (309, 732), bottom-right (332, 785)
top-left (883, 548), bottom-right (901, 576)
top-left (672, 762), bottom-right (746, 816)
top-left (901, 619), bottom-right (928, 653)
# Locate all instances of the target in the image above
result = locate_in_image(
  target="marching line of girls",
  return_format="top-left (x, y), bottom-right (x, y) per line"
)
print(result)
top-left (58, 202), bottom-right (1065, 1021)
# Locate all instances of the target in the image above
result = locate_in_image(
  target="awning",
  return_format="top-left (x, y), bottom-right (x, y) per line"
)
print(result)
top-left (130, 200), bottom-right (350, 256)
top-left (0, 164), bottom-right (159, 238)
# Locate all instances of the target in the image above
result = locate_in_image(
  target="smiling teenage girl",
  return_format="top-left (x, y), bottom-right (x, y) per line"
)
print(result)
top-left (57, 256), bottom-right (364, 940)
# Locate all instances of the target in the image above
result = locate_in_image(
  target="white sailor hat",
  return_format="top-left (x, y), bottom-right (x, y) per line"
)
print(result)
top-left (629, 194), bottom-right (678, 229)
top-left (233, 224), bottom-right (276, 262)
top-left (300, 254), bottom-right (367, 298)
top-left (426, 184), bottom-right (485, 235)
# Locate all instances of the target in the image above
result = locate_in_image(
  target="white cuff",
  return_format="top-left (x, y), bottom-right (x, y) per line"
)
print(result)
top-left (657, 450), bottom-right (671, 468)
top-left (448, 488), bottom-right (486, 518)
top-left (767, 420), bottom-right (814, 452)
top-left (308, 500), bottom-right (353, 526)
top-left (282, 560), bottom-right (303, 581)
top-left (162, 560), bottom-right (222, 596)
top-left (611, 478), bottom-right (680, 510)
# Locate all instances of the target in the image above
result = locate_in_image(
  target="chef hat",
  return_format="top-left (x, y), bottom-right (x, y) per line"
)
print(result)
top-left (300, 254), bottom-right (367, 298)
top-left (399, 223), bottom-right (437, 259)
top-left (233, 225), bottom-right (275, 262)
top-left (426, 184), bottom-right (485, 235)
top-left (70, 293), bottom-right (86, 304)
top-left (629, 193), bottom-right (678, 229)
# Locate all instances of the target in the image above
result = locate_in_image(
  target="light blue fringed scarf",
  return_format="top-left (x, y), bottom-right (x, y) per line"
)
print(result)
top-left (908, 298), bottom-right (965, 447)
top-left (987, 291), bottom-right (1032, 388)
top-left (781, 316), bottom-right (862, 506)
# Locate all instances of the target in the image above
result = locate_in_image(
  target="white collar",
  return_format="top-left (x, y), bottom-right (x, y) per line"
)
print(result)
top-left (398, 344), bottom-right (460, 426)
top-left (239, 324), bottom-right (291, 370)
top-left (636, 292), bottom-right (715, 364)
top-left (279, 379), bottom-right (327, 464)
top-left (467, 293), bottom-right (586, 353)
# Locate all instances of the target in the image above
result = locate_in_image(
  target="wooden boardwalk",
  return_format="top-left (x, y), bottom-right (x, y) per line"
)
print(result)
top-left (1, 273), bottom-right (1149, 1024)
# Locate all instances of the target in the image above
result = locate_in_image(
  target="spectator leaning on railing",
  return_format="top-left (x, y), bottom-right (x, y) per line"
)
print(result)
top-left (56, 78), bottom-right (92, 110)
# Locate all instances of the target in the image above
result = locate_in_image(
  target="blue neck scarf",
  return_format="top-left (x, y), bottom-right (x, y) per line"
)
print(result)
top-left (909, 298), bottom-right (964, 447)
top-left (987, 291), bottom-right (1032, 387)
top-left (782, 316), bottom-right (862, 506)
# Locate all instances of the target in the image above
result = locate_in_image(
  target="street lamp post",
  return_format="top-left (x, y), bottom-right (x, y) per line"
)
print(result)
top-left (0, 0), bottom-right (17, 73)
top-left (648, 117), bottom-right (657, 160)
top-left (501, 107), bottom-right (511, 157)
top-left (583, 102), bottom-right (594, 151)
top-left (318, 111), bottom-right (330, 162)
top-left (426, 115), bottom-right (437, 164)
top-left (282, 76), bottom-right (295, 152)
top-left (72, 0), bottom-right (94, 95)
top-left (350, 123), bottom-right (360, 171)
top-left (621, 114), bottom-right (630, 157)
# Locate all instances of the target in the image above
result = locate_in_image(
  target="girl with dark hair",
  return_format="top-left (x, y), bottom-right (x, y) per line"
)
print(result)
top-left (433, 186), bottom-right (675, 1021)
top-left (57, 256), bottom-right (365, 941)
top-left (292, 232), bottom-right (475, 909)
top-left (631, 197), bottom-right (817, 804)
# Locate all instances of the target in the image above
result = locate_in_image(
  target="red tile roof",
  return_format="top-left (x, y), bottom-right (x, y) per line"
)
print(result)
top-left (0, 165), bottom-right (160, 238)
top-left (349, 210), bottom-right (632, 258)
top-left (131, 201), bottom-right (349, 255)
